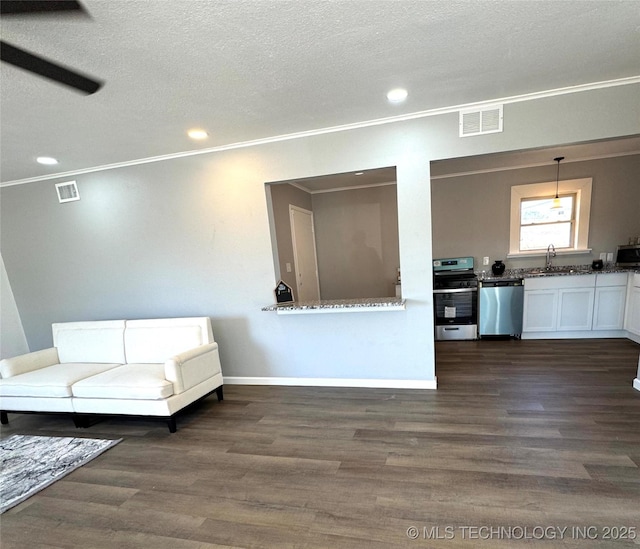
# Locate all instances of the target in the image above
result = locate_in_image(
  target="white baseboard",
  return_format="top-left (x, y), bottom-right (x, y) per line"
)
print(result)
top-left (522, 330), bottom-right (627, 340)
top-left (627, 332), bottom-right (640, 345)
top-left (224, 376), bottom-right (437, 390)
top-left (634, 378), bottom-right (640, 392)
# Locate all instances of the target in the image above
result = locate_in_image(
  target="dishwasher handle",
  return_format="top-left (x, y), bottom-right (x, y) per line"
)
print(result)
top-left (480, 279), bottom-right (522, 287)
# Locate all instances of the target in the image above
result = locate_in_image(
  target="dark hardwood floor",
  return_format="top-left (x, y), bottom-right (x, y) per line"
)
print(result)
top-left (1, 338), bottom-right (639, 548)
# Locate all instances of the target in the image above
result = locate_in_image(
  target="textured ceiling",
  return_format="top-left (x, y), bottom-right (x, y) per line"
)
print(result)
top-left (1, 0), bottom-right (639, 183)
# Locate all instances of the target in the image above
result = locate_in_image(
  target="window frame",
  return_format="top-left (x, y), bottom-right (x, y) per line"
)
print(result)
top-left (508, 178), bottom-right (592, 257)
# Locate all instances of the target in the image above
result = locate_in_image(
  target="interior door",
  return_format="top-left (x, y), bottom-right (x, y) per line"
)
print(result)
top-left (290, 205), bottom-right (320, 301)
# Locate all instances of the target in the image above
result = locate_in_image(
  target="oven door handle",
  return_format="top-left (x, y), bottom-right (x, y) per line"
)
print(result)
top-left (433, 288), bottom-right (477, 294)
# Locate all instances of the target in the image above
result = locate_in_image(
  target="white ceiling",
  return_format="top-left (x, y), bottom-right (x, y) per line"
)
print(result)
top-left (431, 135), bottom-right (640, 178)
top-left (1, 0), bottom-right (639, 184)
top-left (276, 166), bottom-right (397, 193)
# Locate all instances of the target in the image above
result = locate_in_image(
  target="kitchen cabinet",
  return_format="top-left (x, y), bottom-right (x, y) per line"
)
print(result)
top-left (625, 273), bottom-right (640, 338)
top-left (626, 288), bottom-right (640, 335)
top-left (593, 273), bottom-right (628, 331)
top-left (523, 273), bottom-right (632, 337)
top-left (557, 287), bottom-right (595, 330)
top-left (523, 290), bottom-right (557, 332)
top-left (523, 275), bottom-right (595, 333)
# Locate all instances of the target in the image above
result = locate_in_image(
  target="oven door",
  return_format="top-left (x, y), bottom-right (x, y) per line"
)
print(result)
top-left (433, 288), bottom-right (478, 340)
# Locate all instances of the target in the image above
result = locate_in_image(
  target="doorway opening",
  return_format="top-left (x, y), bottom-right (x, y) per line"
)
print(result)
top-left (289, 205), bottom-right (320, 301)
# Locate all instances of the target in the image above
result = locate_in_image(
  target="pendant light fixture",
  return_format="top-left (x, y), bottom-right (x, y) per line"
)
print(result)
top-left (551, 156), bottom-right (564, 209)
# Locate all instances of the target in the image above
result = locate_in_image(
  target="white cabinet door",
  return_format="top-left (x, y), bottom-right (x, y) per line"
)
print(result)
top-left (593, 286), bottom-right (627, 330)
top-left (626, 287), bottom-right (640, 336)
top-left (557, 288), bottom-right (595, 331)
top-left (523, 290), bottom-right (557, 332)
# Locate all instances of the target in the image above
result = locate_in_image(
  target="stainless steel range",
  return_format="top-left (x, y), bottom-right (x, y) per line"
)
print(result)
top-left (433, 256), bottom-right (478, 340)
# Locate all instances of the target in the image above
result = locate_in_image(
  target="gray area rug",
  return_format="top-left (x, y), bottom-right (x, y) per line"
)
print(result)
top-left (0, 434), bottom-right (121, 513)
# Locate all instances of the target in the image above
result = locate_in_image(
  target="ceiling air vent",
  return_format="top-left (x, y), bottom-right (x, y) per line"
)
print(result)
top-left (55, 181), bottom-right (80, 203)
top-left (459, 105), bottom-right (503, 137)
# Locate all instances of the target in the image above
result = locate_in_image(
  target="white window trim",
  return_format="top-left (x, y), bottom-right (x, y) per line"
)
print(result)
top-left (508, 177), bottom-right (592, 258)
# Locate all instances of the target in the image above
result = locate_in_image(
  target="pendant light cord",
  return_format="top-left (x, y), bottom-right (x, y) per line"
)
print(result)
top-left (549, 156), bottom-right (565, 210)
top-left (554, 156), bottom-right (564, 199)
top-left (554, 156), bottom-right (564, 198)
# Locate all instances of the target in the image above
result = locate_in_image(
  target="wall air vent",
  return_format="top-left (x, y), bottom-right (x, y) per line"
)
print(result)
top-left (55, 181), bottom-right (80, 203)
top-left (459, 105), bottom-right (503, 137)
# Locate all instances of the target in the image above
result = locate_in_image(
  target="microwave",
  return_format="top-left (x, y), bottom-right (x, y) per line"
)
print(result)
top-left (616, 244), bottom-right (640, 267)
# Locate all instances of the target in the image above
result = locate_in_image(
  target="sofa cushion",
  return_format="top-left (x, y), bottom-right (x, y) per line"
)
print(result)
top-left (71, 364), bottom-right (174, 400)
top-left (124, 318), bottom-right (213, 363)
top-left (0, 362), bottom-right (122, 398)
top-left (53, 321), bottom-right (126, 364)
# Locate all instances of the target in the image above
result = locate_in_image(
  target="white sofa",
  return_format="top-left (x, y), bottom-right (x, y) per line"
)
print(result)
top-left (0, 317), bottom-right (223, 432)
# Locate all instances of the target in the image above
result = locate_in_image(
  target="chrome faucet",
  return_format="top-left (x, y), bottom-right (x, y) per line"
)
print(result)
top-left (546, 243), bottom-right (556, 269)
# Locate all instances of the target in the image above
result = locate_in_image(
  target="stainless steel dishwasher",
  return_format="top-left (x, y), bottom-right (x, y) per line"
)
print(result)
top-left (479, 278), bottom-right (524, 338)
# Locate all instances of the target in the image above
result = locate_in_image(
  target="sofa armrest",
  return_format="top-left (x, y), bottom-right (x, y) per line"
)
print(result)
top-left (164, 343), bottom-right (222, 394)
top-left (0, 347), bottom-right (60, 378)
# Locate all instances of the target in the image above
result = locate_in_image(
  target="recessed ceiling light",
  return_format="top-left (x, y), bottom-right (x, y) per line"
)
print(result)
top-left (386, 88), bottom-right (408, 103)
top-left (187, 129), bottom-right (208, 140)
top-left (36, 156), bottom-right (58, 165)
top-left (354, 172), bottom-right (364, 176)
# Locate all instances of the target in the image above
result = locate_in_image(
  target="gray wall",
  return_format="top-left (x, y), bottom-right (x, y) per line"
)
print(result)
top-left (1, 83), bottom-right (639, 383)
top-left (431, 155), bottom-right (640, 270)
top-left (313, 184), bottom-right (399, 299)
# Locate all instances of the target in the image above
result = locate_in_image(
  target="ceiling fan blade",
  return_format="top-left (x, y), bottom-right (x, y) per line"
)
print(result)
top-left (0, 40), bottom-right (102, 94)
top-left (0, 1), bottom-right (84, 15)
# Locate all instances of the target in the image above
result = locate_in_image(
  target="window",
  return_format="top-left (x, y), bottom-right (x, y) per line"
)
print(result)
top-left (509, 178), bottom-right (592, 256)
top-left (520, 193), bottom-right (576, 250)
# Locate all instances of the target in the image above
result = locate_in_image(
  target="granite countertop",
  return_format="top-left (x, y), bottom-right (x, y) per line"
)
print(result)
top-left (479, 265), bottom-right (637, 281)
top-left (262, 296), bottom-right (406, 312)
